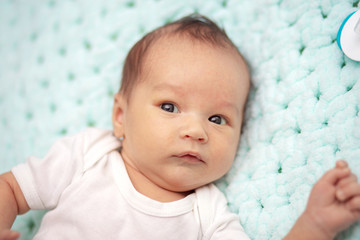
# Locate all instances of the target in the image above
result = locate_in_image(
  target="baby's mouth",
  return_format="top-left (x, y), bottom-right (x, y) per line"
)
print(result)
top-left (175, 152), bottom-right (205, 164)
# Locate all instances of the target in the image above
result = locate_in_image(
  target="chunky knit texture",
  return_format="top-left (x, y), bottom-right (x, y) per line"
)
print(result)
top-left (1, 1), bottom-right (359, 239)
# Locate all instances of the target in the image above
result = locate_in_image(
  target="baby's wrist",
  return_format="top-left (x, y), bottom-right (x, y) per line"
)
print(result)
top-left (299, 211), bottom-right (335, 240)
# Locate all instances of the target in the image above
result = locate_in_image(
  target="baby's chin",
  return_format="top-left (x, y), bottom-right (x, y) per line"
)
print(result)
top-left (160, 175), bottom-right (220, 194)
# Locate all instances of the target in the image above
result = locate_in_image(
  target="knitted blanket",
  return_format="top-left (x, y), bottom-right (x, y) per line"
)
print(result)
top-left (0, 1), bottom-right (359, 239)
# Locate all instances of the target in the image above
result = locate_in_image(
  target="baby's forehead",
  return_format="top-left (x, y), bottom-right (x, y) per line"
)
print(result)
top-left (135, 32), bottom-right (250, 101)
top-left (146, 34), bottom-right (244, 67)
top-left (141, 35), bottom-right (250, 101)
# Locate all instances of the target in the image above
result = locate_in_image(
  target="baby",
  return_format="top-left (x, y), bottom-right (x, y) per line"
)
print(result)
top-left (1, 14), bottom-right (360, 240)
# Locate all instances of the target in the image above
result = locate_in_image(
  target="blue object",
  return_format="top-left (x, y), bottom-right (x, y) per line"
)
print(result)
top-left (337, 11), bottom-right (356, 51)
top-left (337, 10), bottom-right (360, 61)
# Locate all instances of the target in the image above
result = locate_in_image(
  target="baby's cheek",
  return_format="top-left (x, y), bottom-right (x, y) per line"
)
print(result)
top-left (212, 144), bottom-right (235, 174)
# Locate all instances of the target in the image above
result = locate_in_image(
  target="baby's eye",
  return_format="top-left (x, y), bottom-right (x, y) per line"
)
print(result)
top-left (160, 103), bottom-right (179, 113)
top-left (208, 115), bottom-right (227, 125)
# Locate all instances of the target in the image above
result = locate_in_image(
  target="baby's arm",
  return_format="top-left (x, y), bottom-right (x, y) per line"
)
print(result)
top-left (284, 160), bottom-right (360, 240)
top-left (0, 172), bottom-right (29, 240)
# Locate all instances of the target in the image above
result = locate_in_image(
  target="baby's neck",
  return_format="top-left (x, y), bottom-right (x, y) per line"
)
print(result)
top-left (123, 160), bottom-right (193, 203)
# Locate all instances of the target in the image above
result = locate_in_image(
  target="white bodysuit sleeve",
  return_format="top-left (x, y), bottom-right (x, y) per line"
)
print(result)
top-left (11, 132), bottom-right (86, 210)
top-left (196, 184), bottom-right (250, 240)
top-left (11, 128), bottom-right (117, 210)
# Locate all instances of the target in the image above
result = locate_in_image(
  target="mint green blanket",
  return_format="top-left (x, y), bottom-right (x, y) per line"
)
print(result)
top-left (0, 1), bottom-right (359, 239)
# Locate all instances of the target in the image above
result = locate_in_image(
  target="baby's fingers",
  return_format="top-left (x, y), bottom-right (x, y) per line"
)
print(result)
top-left (337, 181), bottom-right (360, 202)
top-left (0, 230), bottom-right (20, 240)
top-left (337, 173), bottom-right (358, 189)
top-left (345, 196), bottom-right (360, 211)
top-left (321, 167), bottom-right (350, 185)
top-left (336, 160), bottom-right (349, 169)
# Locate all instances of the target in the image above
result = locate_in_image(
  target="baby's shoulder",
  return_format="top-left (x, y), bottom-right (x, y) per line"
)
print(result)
top-left (72, 128), bottom-right (121, 171)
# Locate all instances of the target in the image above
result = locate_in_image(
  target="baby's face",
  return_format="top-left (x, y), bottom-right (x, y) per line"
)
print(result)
top-left (114, 36), bottom-right (249, 195)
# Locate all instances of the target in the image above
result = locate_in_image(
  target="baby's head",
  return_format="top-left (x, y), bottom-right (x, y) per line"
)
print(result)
top-left (118, 14), bottom-right (249, 101)
top-left (113, 14), bottom-right (250, 198)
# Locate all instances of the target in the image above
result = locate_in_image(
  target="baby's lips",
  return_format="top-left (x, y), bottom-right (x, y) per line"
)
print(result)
top-left (175, 151), bottom-right (205, 163)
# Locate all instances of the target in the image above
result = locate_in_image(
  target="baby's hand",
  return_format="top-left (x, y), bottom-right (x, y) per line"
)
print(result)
top-left (335, 161), bottom-right (360, 203)
top-left (0, 230), bottom-right (20, 240)
top-left (304, 160), bottom-right (360, 239)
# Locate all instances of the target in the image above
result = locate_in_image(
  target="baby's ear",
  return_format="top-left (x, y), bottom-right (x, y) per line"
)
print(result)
top-left (112, 93), bottom-right (126, 138)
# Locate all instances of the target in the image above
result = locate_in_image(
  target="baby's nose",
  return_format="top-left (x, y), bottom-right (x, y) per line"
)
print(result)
top-left (180, 116), bottom-right (208, 143)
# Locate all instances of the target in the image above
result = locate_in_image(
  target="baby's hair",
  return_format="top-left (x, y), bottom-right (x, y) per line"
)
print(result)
top-left (119, 13), bottom-right (245, 100)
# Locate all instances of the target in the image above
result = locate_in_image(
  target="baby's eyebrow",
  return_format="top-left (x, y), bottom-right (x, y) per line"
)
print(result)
top-left (152, 83), bottom-right (184, 95)
top-left (216, 101), bottom-right (241, 118)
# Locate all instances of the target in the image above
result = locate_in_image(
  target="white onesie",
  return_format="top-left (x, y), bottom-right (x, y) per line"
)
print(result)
top-left (12, 128), bottom-right (249, 240)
